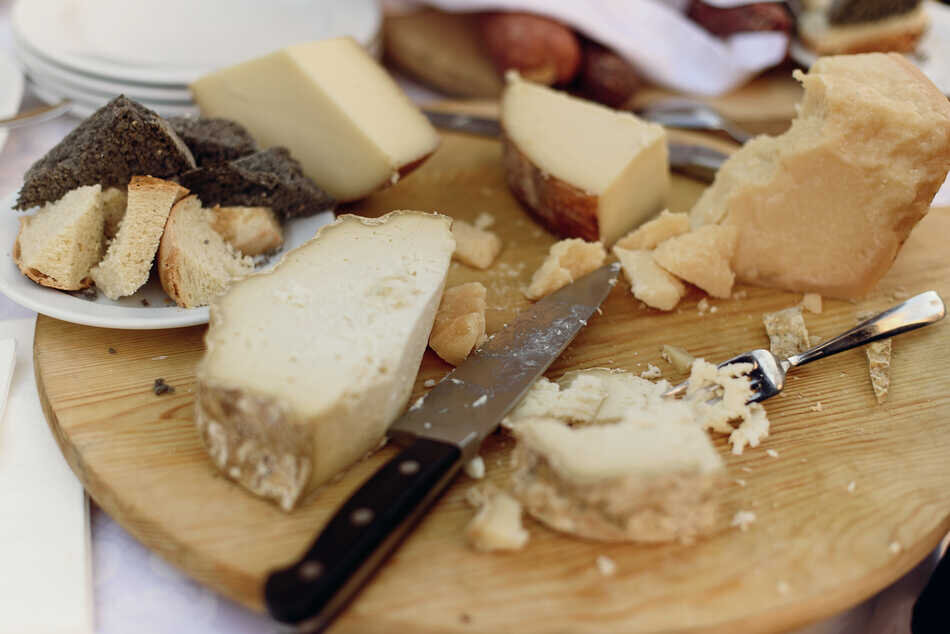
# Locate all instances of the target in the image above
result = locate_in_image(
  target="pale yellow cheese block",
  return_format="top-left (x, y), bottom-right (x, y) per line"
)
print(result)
top-left (191, 37), bottom-right (440, 202)
top-left (501, 74), bottom-right (669, 246)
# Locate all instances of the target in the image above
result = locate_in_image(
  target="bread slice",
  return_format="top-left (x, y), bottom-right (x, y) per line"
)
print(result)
top-left (210, 206), bottom-right (283, 256)
top-left (14, 185), bottom-right (105, 290)
top-left (15, 96), bottom-right (195, 210)
top-left (501, 73), bottom-right (669, 246)
top-left (799, 4), bottom-right (928, 55)
top-left (90, 176), bottom-right (188, 299)
top-left (101, 186), bottom-right (128, 240)
top-left (195, 211), bottom-right (455, 510)
top-left (179, 148), bottom-right (334, 220)
top-left (690, 53), bottom-right (950, 298)
top-left (157, 196), bottom-right (254, 308)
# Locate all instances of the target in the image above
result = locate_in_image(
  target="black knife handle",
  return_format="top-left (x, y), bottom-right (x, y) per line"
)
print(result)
top-left (264, 437), bottom-right (462, 631)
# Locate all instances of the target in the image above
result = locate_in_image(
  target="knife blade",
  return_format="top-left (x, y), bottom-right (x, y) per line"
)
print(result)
top-left (264, 262), bottom-right (621, 631)
top-left (422, 109), bottom-right (728, 182)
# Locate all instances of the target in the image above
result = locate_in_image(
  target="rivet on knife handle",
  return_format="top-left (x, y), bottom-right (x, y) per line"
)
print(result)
top-left (264, 438), bottom-right (461, 631)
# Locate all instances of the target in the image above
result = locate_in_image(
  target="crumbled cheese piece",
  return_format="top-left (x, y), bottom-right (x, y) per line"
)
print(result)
top-left (614, 210), bottom-right (689, 250)
top-left (502, 374), bottom-right (608, 429)
top-left (465, 456), bottom-right (486, 479)
top-left (613, 247), bottom-right (685, 311)
top-left (409, 395), bottom-right (425, 411)
top-left (473, 212), bottom-right (495, 230)
top-left (801, 293), bottom-right (822, 314)
top-left (766, 449), bottom-right (779, 458)
top-left (732, 289), bottom-right (748, 300)
top-left (735, 478), bottom-right (747, 487)
top-left (525, 239), bottom-right (606, 300)
top-left (472, 395), bottom-right (488, 407)
top-left (888, 541), bottom-right (902, 554)
top-left (595, 555), bottom-right (617, 576)
top-left (697, 298), bottom-right (710, 315)
top-left (429, 282), bottom-right (487, 366)
top-left (451, 219), bottom-right (502, 270)
top-left (866, 339), bottom-right (892, 404)
top-left (151, 355), bottom-right (168, 360)
top-left (762, 306), bottom-right (810, 359)
top-left (777, 581), bottom-right (791, 595)
top-left (423, 379), bottom-right (437, 388)
top-left (685, 359), bottom-right (771, 455)
top-left (652, 225), bottom-right (739, 298)
top-left (731, 510), bottom-right (756, 531)
top-left (847, 481), bottom-right (856, 493)
top-left (810, 402), bottom-right (823, 412)
top-left (640, 363), bottom-right (662, 379)
top-left (660, 344), bottom-right (695, 374)
top-left (465, 487), bottom-right (530, 552)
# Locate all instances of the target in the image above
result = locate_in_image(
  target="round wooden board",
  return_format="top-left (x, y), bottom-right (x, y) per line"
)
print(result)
top-left (35, 131), bottom-right (950, 633)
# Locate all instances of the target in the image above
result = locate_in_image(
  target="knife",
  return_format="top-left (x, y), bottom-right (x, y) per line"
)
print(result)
top-left (422, 110), bottom-right (728, 183)
top-left (264, 262), bottom-right (622, 631)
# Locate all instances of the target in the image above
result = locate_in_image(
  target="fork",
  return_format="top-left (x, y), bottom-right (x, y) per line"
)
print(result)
top-left (664, 291), bottom-right (946, 403)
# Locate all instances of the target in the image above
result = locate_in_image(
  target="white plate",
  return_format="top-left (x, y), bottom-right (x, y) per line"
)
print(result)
top-left (13, 36), bottom-right (193, 103)
top-left (26, 74), bottom-right (200, 119)
top-left (0, 52), bottom-right (25, 154)
top-left (790, 1), bottom-right (950, 96)
top-left (0, 193), bottom-right (335, 329)
top-left (11, 0), bottom-right (381, 86)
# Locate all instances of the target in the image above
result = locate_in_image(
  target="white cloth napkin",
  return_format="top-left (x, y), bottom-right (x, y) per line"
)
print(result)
top-left (395, 0), bottom-right (789, 95)
top-left (0, 318), bottom-right (93, 634)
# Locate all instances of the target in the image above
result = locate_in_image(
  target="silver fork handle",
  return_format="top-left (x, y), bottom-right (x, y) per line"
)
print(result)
top-left (787, 291), bottom-right (945, 368)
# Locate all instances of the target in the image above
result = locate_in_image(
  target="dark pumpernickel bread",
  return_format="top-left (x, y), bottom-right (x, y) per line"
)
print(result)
top-left (179, 147), bottom-right (335, 219)
top-left (166, 116), bottom-right (257, 166)
top-left (15, 96), bottom-right (195, 210)
top-left (828, 0), bottom-right (921, 25)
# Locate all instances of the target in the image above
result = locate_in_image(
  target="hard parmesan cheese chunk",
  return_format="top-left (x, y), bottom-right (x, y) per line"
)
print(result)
top-left (195, 211), bottom-right (455, 510)
top-left (465, 486), bottom-right (530, 552)
top-left (615, 210), bottom-right (689, 250)
top-left (429, 282), bottom-right (487, 366)
top-left (613, 247), bottom-right (685, 311)
top-left (512, 417), bottom-right (723, 542)
top-left (191, 38), bottom-right (440, 202)
top-left (501, 73), bottom-right (669, 246)
top-left (689, 53), bottom-right (950, 299)
top-left (451, 219), bottom-right (502, 269)
top-left (661, 344), bottom-right (695, 374)
top-left (652, 225), bottom-right (738, 299)
top-left (762, 306), bottom-right (810, 360)
top-left (525, 238), bottom-right (606, 300)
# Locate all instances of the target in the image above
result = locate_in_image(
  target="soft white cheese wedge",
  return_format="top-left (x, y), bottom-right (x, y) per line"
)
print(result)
top-left (196, 211), bottom-right (455, 510)
top-left (191, 37), bottom-right (440, 202)
top-left (501, 74), bottom-right (669, 246)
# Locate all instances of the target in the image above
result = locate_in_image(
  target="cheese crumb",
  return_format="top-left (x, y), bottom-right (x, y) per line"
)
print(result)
top-left (640, 363), bottom-right (662, 379)
top-left (762, 306), bottom-right (810, 359)
top-left (472, 395), bottom-right (488, 407)
top-left (888, 541), bottom-right (902, 554)
top-left (777, 581), bottom-right (791, 595)
top-left (429, 282), bottom-right (487, 366)
top-left (409, 396), bottom-right (425, 411)
top-left (810, 402), bottom-right (823, 412)
top-left (525, 239), bottom-right (606, 300)
top-left (465, 456), bottom-right (486, 479)
top-left (766, 449), bottom-right (779, 458)
top-left (615, 210), bottom-right (689, 250)
top-left (660, 344), bottom-right (694, 373)
top-left (731, 510), bottom-right (757, 531)
top-left (423, 379), bottom-right (437, 388)
top-left (613, 247), bottom-right (685, 311)
top-left (473, 212), bottom-right (496, 230)
top-left (451, 220), bottom-right (502, 269)
top-left (801, 293), bottom-right (823, 314)
top-left (847, 481), bottom-right (856, 493)
top-left (697, 298), bottom-right (710, 315)
top-left (465, 487), bottom-right (530, 552)
top-left (595, 555), bottom-right (617, 576)
top-left (866, 339), bottom-right (892, 404)
top-left (732, 289), bottom-right (748, 300)
top-left (735, 478), bottom-right (747, 487)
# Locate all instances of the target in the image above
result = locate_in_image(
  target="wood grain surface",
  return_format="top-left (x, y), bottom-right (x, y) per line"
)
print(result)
top-left (35, 130), bottom-right (950, 633)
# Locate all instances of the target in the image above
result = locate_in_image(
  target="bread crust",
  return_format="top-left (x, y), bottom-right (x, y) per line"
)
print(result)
top-left (13, 224), bottom-right (92, 291)
top-left (156, 195), bottom-right (194, 307)
top-left (502, 134), bottom-right (599, 242)
top-left (800, 6), bottom-right (929, 55)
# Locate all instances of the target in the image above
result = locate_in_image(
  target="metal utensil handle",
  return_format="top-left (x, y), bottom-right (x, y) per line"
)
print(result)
top-left (264, 438), bottom-right (461, 632)
top-left (788, 291), bottom-right (945, 368)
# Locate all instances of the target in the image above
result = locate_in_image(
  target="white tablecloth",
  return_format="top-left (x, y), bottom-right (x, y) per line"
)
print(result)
top-left (0, 3), bottom-right (945, 632)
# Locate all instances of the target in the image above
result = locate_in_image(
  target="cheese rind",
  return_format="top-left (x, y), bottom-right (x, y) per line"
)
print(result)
top-left (191, 37), bottom-right (440, 202)
top-left (690, 53), bottom-right (950, 299)
top-left (501, 75), bottom-right (668, 246)
top-left (196, 211), bottom-right (455, 509)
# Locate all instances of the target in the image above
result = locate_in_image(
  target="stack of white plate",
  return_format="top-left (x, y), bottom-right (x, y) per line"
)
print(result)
top-left (10, 0), bottom-right (382, 118)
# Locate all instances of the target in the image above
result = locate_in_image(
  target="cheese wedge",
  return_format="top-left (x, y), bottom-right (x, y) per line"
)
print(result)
top-left (501, 74), bottom-right (669, 246)
top-left (196, 211), bottom-right (455, 510)
top-left (690, 53), bottom-right (950, 299)
top-left (191, 37), bottom-right (440, 202)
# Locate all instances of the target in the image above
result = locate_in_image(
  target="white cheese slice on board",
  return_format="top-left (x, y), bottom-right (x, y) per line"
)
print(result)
top-left (0, 319), bottom-right (93, 634)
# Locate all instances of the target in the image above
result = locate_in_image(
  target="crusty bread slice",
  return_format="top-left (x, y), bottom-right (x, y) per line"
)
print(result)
top-left (90, 176), bottom-right (188, 299)
top-left (101, 186), bottom-right (128, 240)
top-left (158, 195), bottom-right (254, 308)
top-left (799, 5), bottom-right (929, 55)
top-left (209, 206), bottom-right (283, 256)
top-left (14, 184), bottom-right (105, 290)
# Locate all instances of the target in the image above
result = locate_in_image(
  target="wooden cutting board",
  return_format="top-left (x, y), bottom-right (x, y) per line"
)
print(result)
top-left (35, 130), bottom-right (950, 633)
